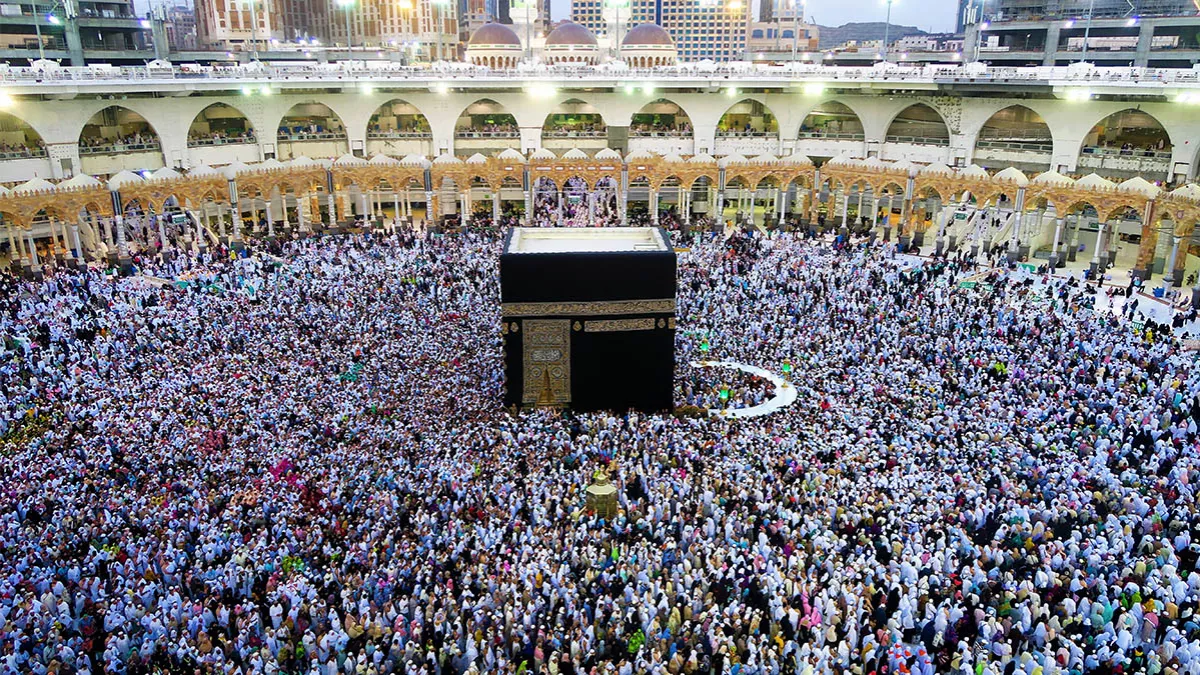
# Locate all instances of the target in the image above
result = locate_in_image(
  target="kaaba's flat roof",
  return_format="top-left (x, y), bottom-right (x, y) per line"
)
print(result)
top-left (507, 227), bottom-right (669, 254)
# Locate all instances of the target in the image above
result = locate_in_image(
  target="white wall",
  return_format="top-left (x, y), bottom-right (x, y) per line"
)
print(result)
top-left (3, 89), bottom-right (1199, 181)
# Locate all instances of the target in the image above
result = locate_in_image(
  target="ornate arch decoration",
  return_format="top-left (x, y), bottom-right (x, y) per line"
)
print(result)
top-left (525, 157), bottom-right (622, 192)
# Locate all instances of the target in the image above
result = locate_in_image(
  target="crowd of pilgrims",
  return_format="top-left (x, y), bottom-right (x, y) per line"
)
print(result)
top-left (1, 224), bottom-right (1200, 675)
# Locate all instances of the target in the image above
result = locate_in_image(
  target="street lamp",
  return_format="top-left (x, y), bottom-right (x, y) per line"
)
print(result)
top-left (431, 0), bottom-right (450, 63)
top-left (336, 0), bottom-right (354, 57)
top-left (790, 0), bottom-right (804, 63)
top-left (726, 0), bottom-right (747, 61)
top-left (607, 0), bottom-right (628, 61)
top-left (30, 0), bottom-right (68, 61)
top-left (881, 0), bottom-right (895, 62)
top-left (1080, 0), bottom-right (1096, 62)
top-left (245, 0), bottom-right (260, 61)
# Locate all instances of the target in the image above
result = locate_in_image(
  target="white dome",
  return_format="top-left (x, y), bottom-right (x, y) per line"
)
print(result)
top-left (220, 161), bottom-right (250, 179)
top-left (530, 148), bottom-right (556, 161)
top-left (465, 153), bottom-right (489, 165)
top-left (150, 167), bottom-right (182, 180)
top-left (496, 148), bottom-right (526, 163)
top-left (561, 148), bottom-right (588, 160)
top-left (1075, 173), bottom-right (1115, 190)
top-left (688, 153), bottom-right (716, 164)
top-left (1031, 170), bottom-right (1074, 187)
top-left (594, 148), bottom-right (622, 161)
top-left (400, 153), bottom-right (430, 167)
top-left (432, 153), bottom-right (462, 165)
top-left (1117, 176), bottom-right (1160, 198)
top-left (107, 171), bottom-right (144, 190)
top-left (14, 177), bottom-right (55, 193)
top-left (661, 152), bottom-right (685, 164)
top-left (993, 167), bottom-right (1029, 186)
top-left (333, 153), bottom-right (368, 166)
top-left (257, 158), bottom-right (286, 170)
top-left (189, 164), bottom-right (221, 177)
top-left (625, 149), bottom-right (656, 161)
top-left (959, 164), bottom-right (989, 179)
top-left (58, 174), bottom-right (102, 189)
top-left (919, 162), bottom-right (954, 176)
top-left (1170, 183), bottom-right (1200, 200)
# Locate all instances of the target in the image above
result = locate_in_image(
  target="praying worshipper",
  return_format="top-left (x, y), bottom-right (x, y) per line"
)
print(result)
top-left (0, 225), bottom-right (1198, 675)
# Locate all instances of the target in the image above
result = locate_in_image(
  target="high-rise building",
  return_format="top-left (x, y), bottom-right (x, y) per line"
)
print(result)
top-left (195, 0), bottom-right (285, 50)
top-left (0, 0), bottom-right (154, 65)
top-left (965, 0), bottom-right (1200, 68)
top-left (325, 0), bottom-right (459, 60)
top-left (619, 0), bottom-right (747, 61)
top-left (165, 4), bottom-right (198, 51)
top-left (570, 0), bottom-right (607, 37)
top-left (955, 0), bottom-right (970, 33)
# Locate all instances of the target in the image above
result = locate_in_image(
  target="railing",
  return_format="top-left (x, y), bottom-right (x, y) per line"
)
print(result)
top-left (796, 131), bottom-right (865, 141)
top-left (716, 130), bottom-right (777, 137)
top-left (454, 130), bottom-right (520, 138)
top-left (277, 132), bottom-right (346, 142)
top-left (1081, 146), bottom-right (1171, 160)
top-left (976, 140), bottom-right (1053, 153)
top-left (544, 130), bottom-right (607, 138)
top-left (630, 130), bottom-right (692, 137)
top-left (5, 62), bottom-right (1200, 87)
top-left (366, 131), bottom-right (432, 139)
top-left (188, 136), bottom-right (257, 147)
top-left (79, 141), bottom-right (161, 155)
top-left (978, 128), bottom-right (1055, 141)
top-left (0, 149), bottom-right (47, 159)
top-left (885, 135), bottom-right (950, 146)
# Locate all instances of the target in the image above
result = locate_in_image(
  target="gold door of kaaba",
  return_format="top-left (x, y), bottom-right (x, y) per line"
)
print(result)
top-left (522, 319), bottom-right (571, 406)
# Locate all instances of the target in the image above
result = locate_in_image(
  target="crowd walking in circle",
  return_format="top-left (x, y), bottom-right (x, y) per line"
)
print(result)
top-left (1, 224), bottom-right (1199, 675)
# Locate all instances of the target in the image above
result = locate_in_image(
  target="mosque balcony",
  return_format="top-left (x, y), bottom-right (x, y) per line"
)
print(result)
top-left (78, 140), bottom-right (161, 155)
top-left (187, 135), bottom-right (257, 148)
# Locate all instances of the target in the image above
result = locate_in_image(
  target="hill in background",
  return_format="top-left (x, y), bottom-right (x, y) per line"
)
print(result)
top-left (815, 22), bottom-right (928, 49)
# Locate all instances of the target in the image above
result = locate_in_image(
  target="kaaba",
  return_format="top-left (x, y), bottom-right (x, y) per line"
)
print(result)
top-left (500, 227), bottom-right (677, 413)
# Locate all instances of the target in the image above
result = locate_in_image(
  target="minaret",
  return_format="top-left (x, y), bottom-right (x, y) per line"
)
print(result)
top-left (509, 0), bottom-right (543, 60)
top-left (601, 0), bottom-right (629, 60)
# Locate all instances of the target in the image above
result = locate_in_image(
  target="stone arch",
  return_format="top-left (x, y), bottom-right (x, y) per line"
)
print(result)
top-left (884, 103), bottom-right (950, 145)
top-left (974, 104), bottom-right (1051, 170)
top-left (797, 100), bottom-right (865, 140)
top-left (366, 98), bottom-right (433, 139)
top-left (454, 98), bottom-right (520, 138)
top-left (541, 99), bottom-right (607, 143)
top-left (188, 103), bottom-right (256, 147)
top-left (1079, 108), bottom-right (1172, 155)
top-left (630, 99), bottom-right (693, 137)
top-left (275, 102), bottom-right (348, 160)
top-left (78, 105), bottom-right (162, 153)
top-left (0, 111), bottom-right (46, 158)
top-left (1076, 109), bottom-right (1172, 180)
top-left (716, 99), bottom-right (780, 139)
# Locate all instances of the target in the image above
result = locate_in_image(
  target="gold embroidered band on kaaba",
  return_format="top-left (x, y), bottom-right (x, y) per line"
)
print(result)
top-left (501, 299), bottom-right (676, 318)
top-left (585, 318), bottom-right (657, 333)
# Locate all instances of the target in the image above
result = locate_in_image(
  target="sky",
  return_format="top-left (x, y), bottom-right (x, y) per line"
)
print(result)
top-left (549, 0), bottom-right (959, 33)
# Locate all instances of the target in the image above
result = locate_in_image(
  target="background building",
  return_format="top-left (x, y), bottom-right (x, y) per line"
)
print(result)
top-left (195, 0), bottom-right (284, 51)
top-left (626, 0), bottom-right (748, 62)
top-left (0, 0), bottom-right (155, 64)
top-left (746, 20), bottom-right (818, 57)
top-left (964, 0), bottom-right (1200, 67)
top-left (164, 4), bottom-right (198, 51)
top-left (324, 0), bottom-right (459, 60)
